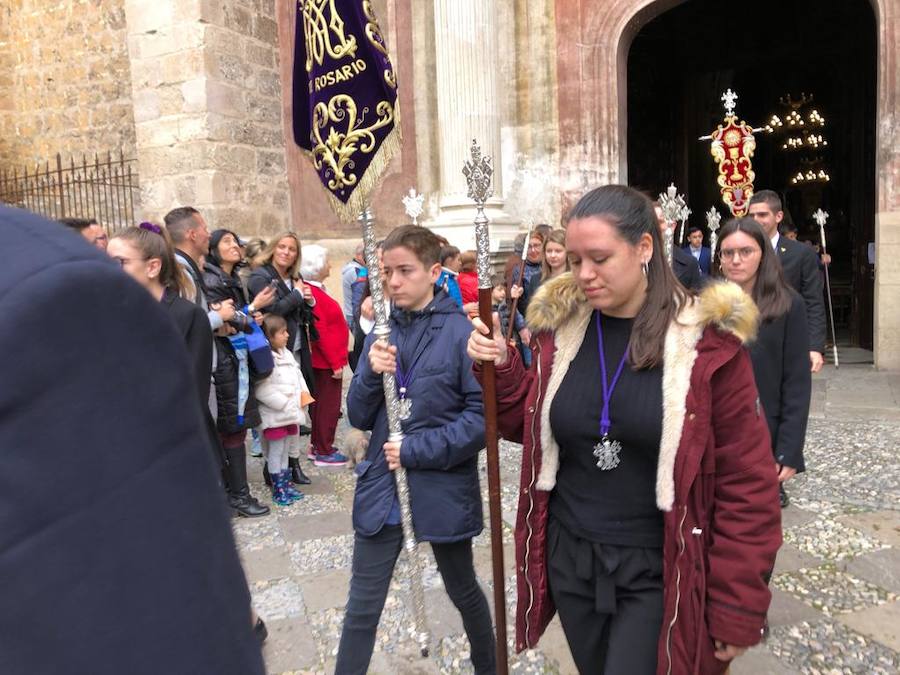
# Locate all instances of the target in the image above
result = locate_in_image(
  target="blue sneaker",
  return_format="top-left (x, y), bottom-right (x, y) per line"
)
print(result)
top-left (314, 451), bottom-right (348, 467)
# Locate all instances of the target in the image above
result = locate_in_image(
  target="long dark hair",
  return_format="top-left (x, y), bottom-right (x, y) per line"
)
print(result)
top-left (568, 185), bottom-right (688, 369)
top-left (714, 217), bottom-right (792, 321)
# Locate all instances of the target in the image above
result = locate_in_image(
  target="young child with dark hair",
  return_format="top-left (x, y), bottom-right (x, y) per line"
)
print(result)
top-left (336, 225), bottom-right (496, 674)
top-left (491, 273), bottom-right (531, 364)
top-left (254, 315), bottom-right (312, 506)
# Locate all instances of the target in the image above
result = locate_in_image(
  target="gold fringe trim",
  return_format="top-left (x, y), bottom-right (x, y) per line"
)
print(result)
top-left (318, 99), bottom-right (403, 223)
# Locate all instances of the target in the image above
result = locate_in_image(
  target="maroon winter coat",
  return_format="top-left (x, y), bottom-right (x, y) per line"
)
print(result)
top-left (482, 275), bottom-right (782, 675)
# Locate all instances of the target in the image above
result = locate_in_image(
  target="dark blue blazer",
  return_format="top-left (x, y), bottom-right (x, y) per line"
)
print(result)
top-left (347, 290), bottom-right (485, 543)
top-left (683, 245), bottom-right (712, 275)
top-left (0, 206), bottom-right (264, 675)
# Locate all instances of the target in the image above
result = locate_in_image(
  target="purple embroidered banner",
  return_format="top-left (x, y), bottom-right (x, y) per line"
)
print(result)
top-left (292, 0), bottom-right (401, 222)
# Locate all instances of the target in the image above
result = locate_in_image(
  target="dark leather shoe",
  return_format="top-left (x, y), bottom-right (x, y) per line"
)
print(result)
top-left (229, 493), bottom-right (270, 518)
top-left (289, 457), bottom-right (312, 485)
top-left (779, 484), bottom-right (790, 508)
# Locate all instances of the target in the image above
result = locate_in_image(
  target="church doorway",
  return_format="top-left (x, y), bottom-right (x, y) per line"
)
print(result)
top-left (626, 0), bottom-right (877, 351)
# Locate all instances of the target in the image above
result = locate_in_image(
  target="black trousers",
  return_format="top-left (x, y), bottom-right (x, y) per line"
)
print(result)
top-left (335, 525), bottom-right (496, 674)
top-left (547, 516), bottom-right (664, 674)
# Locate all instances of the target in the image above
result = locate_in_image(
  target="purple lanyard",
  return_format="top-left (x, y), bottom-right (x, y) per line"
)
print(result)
top-left (596, 311), bottom-right (629, 437)
top-left (395, 361), bottom-right (413, 399)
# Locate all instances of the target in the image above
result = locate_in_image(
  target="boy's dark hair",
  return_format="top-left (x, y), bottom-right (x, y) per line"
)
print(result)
top-left (382, 225), bottom-right (442, 267)
top-left (490, 273), bottom-right (505, 289)
top-left (262, 314), bottom-right (288, 341)
top-left (748, 189), bottom-right (783, 214)
top-left (59, 217), bottom-right (98, 232)
top-left (440, 245), bottom-right (460, 266)
top-left (688, 225), bottom-right (703, 235)
top-left (780, 222), bottom-right (798, 235)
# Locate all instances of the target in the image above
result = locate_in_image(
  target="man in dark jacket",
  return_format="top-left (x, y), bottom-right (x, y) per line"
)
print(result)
top-left (654, 204), bottom-right (702, 290)
top-left (0, 206), bottom-right (265, 675)
top-left (749, 190), bottom-right (827, 372)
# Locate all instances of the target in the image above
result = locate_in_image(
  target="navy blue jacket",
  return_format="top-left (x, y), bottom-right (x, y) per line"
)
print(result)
top-left (347, 289), bottom-right (485, 543)
top-left (0, 206), bottom-right (264, 675)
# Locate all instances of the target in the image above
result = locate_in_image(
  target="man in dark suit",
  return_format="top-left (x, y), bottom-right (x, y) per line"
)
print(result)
top-left (684, 226), bottom-right (712, 276)
top-left (748, 190), bottom-right (827, 373)
top-left (654, 203), bottom-right (702, 291)
top-left (0, 206), bottom-right (265, 675)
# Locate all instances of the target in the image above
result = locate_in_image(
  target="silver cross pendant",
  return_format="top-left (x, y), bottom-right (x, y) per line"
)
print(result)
top-left (397, 397), bottom-right (412, 421)
top-left (593, 436), bottom-right (621, 471)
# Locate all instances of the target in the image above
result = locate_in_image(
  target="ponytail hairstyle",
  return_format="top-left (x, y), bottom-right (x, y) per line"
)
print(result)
top-left (567, 185), bottom-right (688, 369)
top-left (111, 222), bottom-right (190, 296)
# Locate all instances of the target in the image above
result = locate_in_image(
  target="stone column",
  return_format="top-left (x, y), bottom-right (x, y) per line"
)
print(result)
top-left (427, 0), bottom-right (518, 251)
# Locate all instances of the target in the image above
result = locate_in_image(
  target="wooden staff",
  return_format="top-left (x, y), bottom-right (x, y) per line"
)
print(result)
top-left (505, 225), bottom-right (531, 343)
top-left (463, 139), bottom-right (509, 674)
top-left (358, 207), bottom-right (431, 656)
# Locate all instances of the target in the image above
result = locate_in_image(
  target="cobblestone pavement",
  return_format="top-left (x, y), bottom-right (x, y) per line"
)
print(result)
top-left (235, 366), bottom-right (899, 674)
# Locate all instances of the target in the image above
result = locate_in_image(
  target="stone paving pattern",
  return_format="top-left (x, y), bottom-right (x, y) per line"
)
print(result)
top-left (234, 365), bottom-right (899, 674)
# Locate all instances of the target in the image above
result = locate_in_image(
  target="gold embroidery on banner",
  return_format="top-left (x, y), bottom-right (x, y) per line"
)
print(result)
top-left (302, 0), bottom-right (358, 72)
top-left (310, 94), bottom-right (395, 192)
top-left (362, 0), bottom-right (396, 89)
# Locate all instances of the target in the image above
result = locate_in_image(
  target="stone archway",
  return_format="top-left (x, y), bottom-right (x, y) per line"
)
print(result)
top-left (554, 0), bottom-right (900, 368)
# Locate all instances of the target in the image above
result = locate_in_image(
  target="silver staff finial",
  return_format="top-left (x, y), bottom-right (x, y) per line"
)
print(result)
top-left (722, 88), bottom-right (738, 116)
top-left (402, 187), bottom-right (424, 225)
top-left (813, 208), bottom-right (829, 227)
top-left (463, 139), bottom-right (494, 206)
top-left (706, 206), bottom-right (722, 232)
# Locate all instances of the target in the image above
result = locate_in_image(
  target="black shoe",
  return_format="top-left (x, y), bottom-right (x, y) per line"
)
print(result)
top-left (253, 617), bottom-right (268, 644)
top-left (263, 462), bottom-right (272, 487)
top-left (289, 457), bottom-right (312, 485)
top-left (779, 484), bottom-right (790, 508)
top-left (224, 446), bottom-right (270, 518)
top-left (229, 493), bottom-right (270, 518)
top-left (299, 424), bottom-right (312, 436)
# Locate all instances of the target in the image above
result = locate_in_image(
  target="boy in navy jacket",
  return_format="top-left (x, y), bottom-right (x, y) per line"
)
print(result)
top-left (336, 226), bottom-right (496, 674)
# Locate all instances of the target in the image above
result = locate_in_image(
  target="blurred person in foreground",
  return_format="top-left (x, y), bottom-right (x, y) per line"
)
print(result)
top-left (1, 206), bottom-right (264, 675)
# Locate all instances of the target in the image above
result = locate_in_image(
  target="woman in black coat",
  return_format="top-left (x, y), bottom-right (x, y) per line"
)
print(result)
top-left (247, 232), bottom-right (318, 395)
top-left (204, 229), bottom-right (278, 517)
top-left (108, 224), bottom-right (220, 468)
top-left (716, 217), bottom-right (812, 508)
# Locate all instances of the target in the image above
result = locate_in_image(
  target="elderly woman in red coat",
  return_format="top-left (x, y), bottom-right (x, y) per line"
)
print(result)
top-left (468, 185), bottom-right (781, 674)
top-left (301, 244), bottom-right (350, 466)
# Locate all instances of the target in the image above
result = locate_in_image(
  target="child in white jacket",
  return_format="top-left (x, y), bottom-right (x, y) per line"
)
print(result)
top-left (255, 315), bottom-right (313, 505)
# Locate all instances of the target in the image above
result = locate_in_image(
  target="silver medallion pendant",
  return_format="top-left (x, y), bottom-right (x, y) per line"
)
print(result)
top-left (593, 436), bottom-right (622, 471)
top-left (398, 397), bottom-right (413, 421)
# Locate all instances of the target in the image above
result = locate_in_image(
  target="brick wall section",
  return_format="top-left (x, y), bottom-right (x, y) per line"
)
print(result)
top-left (0, 0), bottom-right (137, 168)
top-left (125, 0), bottom-right (289, 234)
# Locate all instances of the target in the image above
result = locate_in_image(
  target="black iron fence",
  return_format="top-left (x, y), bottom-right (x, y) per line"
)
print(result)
top-left (0, 151), bottom-right (138, 232)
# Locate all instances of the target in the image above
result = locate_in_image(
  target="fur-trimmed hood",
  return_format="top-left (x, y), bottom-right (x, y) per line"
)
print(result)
top-left (525, 273), bottom-right (759, 511)
top-left (526, 272), bottom-right (758, 344)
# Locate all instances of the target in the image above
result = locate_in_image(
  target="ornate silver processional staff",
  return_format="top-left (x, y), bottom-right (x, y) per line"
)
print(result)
top-left (357, 208), bottom-right (431, 656)
top-left (813, 208), bottom-right (840, 368)
top-left (402, 188), bottom-right (424, 225)
top-left (658, 183), bottom-right (686, 264)
top-left (706, 206), bottom-right (722, 262)
top-left (463, 140), bottom-right (509, 675)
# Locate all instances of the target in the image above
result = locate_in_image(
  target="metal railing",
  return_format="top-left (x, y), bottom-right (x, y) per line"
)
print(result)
top-left (0, 151), bottom-right (138, 232)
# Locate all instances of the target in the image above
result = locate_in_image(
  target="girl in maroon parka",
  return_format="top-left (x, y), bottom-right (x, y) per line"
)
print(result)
top-left (469, 185), bottom-right (781, 674)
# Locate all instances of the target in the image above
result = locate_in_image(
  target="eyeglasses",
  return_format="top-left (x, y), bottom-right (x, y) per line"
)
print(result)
top-left (719, 247), bottom-right (760, 261)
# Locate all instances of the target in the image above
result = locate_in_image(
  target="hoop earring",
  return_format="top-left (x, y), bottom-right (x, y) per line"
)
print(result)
top-left (641, 261), bottom-right (649, 277)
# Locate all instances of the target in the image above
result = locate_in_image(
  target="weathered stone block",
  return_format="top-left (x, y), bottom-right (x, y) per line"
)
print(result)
top-left (253, 16), bottom-right (277, 44)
